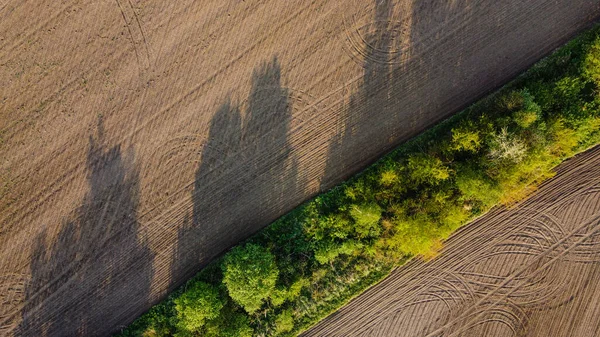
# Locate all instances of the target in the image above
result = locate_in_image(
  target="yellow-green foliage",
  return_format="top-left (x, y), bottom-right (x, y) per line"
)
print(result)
top-left (451, 127), bottom-right (481, 152)
top-left (388, 215), bottom-right (441, 257)
top-left (271, 278), bottom-right (309, 307)
top-left (380, 169), bottom-right (399, 186)
top-left (349, 203), bottom-right (382, 239)
top-left (496, 150), bottom-right (556, 205)
top-left (407, 154), bottom-right (451, 185)
top-left (513, 90), bottom-right (541, 128)
top-left (583, 35), bottom-right (600, 85)
top-left (455, 168), bottom-right (501, 208)
top-left (440, 206), bottom-right (471, 235)
top-left (275, 310), bottom-right (295, 335)
top-left (221, 244), bottom-right (279, 314)
top-left (204, 310), bottom-right (253, 337)
top-left (314, 240), bottom-right (363, 265)
top-left (173, 282), bottom-right (223, 333)
top-left (548, 119), bottom-right (580, 157)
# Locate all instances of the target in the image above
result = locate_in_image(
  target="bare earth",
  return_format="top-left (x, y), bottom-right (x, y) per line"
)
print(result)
top-left (0, 0), bottom-right (599, 336)
top-left (303, 145), bottom-right (600, 337)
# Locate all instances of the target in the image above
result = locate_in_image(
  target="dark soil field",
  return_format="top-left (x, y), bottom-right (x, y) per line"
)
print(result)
top-left (303, 145), bottom-right (600, 337)
top-left (0, 0), bottom-right (599, 336)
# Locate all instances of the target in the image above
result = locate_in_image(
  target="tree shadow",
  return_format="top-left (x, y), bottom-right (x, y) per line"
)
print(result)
top-left (320, 0), bottom-right (476, 191)
top-left (17, 116), bottom-right (154, 336)
top-left (320, 0), bottom-right (396, 191)
top-left (169, 57), bottom-right (298, 289)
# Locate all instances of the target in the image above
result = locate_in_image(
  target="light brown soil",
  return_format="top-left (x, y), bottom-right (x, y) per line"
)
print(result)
top-left (303, 145), bottom-right (600, 337)
top-left (0, 0), bottom-right (598, 336)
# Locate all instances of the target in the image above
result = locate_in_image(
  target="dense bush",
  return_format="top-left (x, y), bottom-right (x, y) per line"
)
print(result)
top-left (173, 282), bottom-right (223, 334)
top-left (222, 244), bottom-right (279, 314)
top-left (118, 26), bottom-right (600, 337)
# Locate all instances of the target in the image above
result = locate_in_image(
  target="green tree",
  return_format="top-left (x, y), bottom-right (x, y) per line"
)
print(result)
top-left (553, 76), bottom-right (586, 119)
top-left (388, 214), bottom-right (439, 257)
top-left (349, 203), bottom-right (382, 239)
top-left (205, 309), bottom-right (253, 337)
top-left (407, 154), bottom-right (451, 185)
top-left (583, 35), bottom-right (600, 85)
top-left (271, 278), bottom-right (309, 307)
top-left (222, 243), bottom-right (279, 314)
top-left (304, 213), bottom-right (352, 241)
top-left (450, 127), bottom-right (481, 152)
top-left (513, 90), bottom-right (541, 128)
top-left (274, 309), bottom-right (295, 335)
top-left (455, 167), bottom-right (501, 208)
top-left (173, 282), bottom-right (223, 333)
top-left (314, 239), bottom-right (363, 265)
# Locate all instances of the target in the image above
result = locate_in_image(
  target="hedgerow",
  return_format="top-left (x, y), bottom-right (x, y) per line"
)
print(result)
top-left (118, 25), bottom-right (600, 337)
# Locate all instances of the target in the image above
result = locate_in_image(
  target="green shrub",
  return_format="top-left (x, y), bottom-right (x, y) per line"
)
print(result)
top-left (451, 127), bottom-right (481, 152)
top-left (455, 167), bottom-right (501, 208)
top-left (314, 240), bottom-right (363, 265)
top-left (388, 215), bottom-right (439, 257)
top-left (407, 154), bottom-right (451, 185)
top-left (303, 209), bottom-right (355, 242)
top-left (271, 278), bottom-right (308, 307)
top-left (222, 244), bottom-right (279, 314)
top-left (379, 169), bottom-right (399, 186)
top-left (349, 203), bottom-right (382, 239)
top-left (583, 35), bottom-right (600, 85)
top-left (173, 282), bottom-right (223, 333)
top-left (275, 310), bottom-right (295, 335)
top-left (205, 309), bottom-right (253, 337)
top-left (513, 90), bottom-right (541, 128)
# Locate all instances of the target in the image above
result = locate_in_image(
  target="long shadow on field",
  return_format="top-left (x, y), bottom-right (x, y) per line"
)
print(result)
top-left (169, 57), bottom-right (298, 286)
top-left (17, 117), bottom-right (153, 336)
top-left (320, 0), bottom-right (473, 191)
top-left (320, 0), bottom-right (397, 190)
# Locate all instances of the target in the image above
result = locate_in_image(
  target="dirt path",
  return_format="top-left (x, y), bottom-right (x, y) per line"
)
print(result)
top-left (302, 145), bottom-right (600, 337)
top-left (0, 1), bottom-right (598, 336)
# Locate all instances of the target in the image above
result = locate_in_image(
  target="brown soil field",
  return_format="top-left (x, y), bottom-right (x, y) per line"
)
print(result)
top-left (0, 1), bottom-right (599, 336)
top-left (303, 145), bottom-right (600, 337)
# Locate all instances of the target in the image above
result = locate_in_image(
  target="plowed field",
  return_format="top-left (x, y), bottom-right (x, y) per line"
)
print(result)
top-left (1, 0), bottom-right (598, 336)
